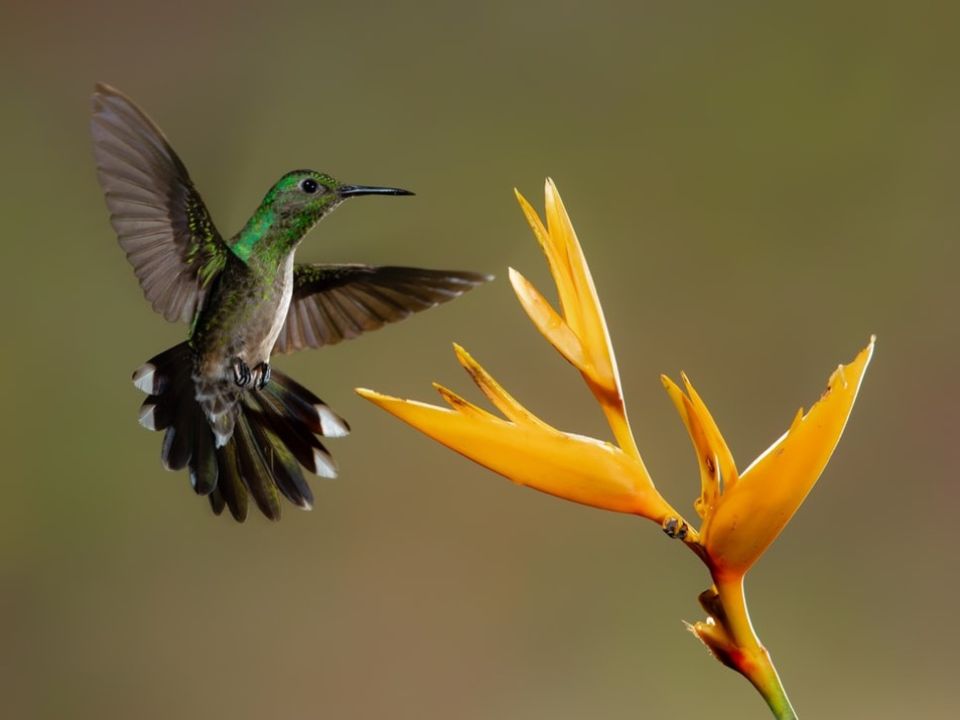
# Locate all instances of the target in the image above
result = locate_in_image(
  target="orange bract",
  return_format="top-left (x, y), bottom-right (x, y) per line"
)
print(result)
top-left (357, 344), bottom-right (673, 519)
top-left (672, 340), bottom-right (874, 576)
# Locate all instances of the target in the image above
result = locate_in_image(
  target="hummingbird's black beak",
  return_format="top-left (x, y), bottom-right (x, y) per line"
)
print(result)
top-left (339, 184), bottom-right (414, 198)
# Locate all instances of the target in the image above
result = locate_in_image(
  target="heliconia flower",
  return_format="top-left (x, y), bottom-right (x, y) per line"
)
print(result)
top-left (358, 175), bottom-right (875, 718)
top-left (357, 344), bottom-right (679, 523)
top-left (662, 337), bottom-right (875, 578)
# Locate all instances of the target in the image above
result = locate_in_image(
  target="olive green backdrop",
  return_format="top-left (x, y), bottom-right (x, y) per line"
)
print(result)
top-left (2, 1), bottom-right (956, 718)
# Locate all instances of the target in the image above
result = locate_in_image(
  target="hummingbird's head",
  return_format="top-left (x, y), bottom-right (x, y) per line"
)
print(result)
top-left (270, 170), bottom-right (413, 229)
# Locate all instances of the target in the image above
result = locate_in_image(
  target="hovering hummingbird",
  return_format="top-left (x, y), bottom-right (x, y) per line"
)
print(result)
top-left (91, 83), bottom-right (489, 522)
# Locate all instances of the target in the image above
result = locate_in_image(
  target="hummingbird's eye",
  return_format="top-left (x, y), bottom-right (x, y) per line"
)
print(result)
top-left (300, 178), bottom-right (320, 194)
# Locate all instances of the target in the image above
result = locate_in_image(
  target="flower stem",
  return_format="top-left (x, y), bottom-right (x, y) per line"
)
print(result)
top-left (714, 574), bottom-right (798, 720)
top-left (597, 390), bottom-right (643, 462)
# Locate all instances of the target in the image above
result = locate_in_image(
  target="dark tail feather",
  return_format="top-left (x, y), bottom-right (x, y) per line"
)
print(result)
top-left (133, 344), bottom-right (348, 522)
top-left (253, 384), bottom-right (338, 479)
top-left (191, 419), bottom-right (218, 496)
top-left (233, 413), bottom-right (282, 520)
top-left (247, 411), bottom-right (314, 510)
top-left (213, 443), bottom-right (248, 521)
top-left (209, 487), bottom-right (226, 516)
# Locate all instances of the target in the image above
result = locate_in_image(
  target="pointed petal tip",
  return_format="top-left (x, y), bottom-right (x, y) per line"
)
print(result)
top-left (453, 344), bottom-right (486, 377)
top-left (430, 382), bottom-right (466, 402)
top-left (660, 375), bottom-right (687, 414)
top-left (355, 387), bottom-right (407, 411)
top-left (432, 382), bottom-right (459, 407)
top-left (355, 387), bottom-right (389, 402)
top-left (452, 342), bottom-right (474, 367)
top-left (789, 407), bottom-right (804, 433)
top-left (506, 269), bottom-right (528, 300)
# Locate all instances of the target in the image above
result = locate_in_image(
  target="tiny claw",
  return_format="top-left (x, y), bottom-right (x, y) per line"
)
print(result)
top-left (662, 517), bottom-right (689, 540)
top-left (231, 358), bottom-right (252, 387)
top-left (253, 362), bottom-right (271, 390)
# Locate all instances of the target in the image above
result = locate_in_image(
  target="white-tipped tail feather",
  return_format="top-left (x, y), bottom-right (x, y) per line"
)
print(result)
top-left (317, 404), bottom-right (350, 437)
top-left (138, 403), bottom-right (157, 430)
top-left (132, 363), bottom-right (158, 394)
top-left (312, 448), bottom-right (338, 478)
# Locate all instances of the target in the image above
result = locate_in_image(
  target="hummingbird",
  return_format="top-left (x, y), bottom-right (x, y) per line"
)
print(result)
top-left (91, 83), bottom-right (490, 522)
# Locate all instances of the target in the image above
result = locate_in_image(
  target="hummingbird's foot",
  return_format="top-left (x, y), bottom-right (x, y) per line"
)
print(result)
top-left (231, 357), bottom-right (252, 387)
top-left (251, 362), bottom-right (271, 390)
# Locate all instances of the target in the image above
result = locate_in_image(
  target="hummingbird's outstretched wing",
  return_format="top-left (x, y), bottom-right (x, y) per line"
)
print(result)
top-left (91, 83), bottom-right (228, 324)
top-left (274, 264), bottom-right (492, 354)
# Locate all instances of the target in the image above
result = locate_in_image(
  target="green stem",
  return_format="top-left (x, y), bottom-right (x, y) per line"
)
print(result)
top-left (714, 574), bottom-right (798, 720)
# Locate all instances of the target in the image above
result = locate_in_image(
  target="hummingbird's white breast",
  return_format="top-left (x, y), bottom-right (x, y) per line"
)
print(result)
top-left (260, 253), bottom-right (295, 361)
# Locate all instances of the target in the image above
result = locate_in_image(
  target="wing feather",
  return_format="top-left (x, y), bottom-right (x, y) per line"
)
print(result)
top-left (91, 83), bottom-right (227, 323)
top-left (273, 265), bottom-right (491, 354)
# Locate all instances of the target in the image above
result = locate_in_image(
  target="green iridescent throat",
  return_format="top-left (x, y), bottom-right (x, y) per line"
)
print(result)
top-left (231, 201), bottom-right (321, 266)
top-left (231, 203), bottom-right (277, 263)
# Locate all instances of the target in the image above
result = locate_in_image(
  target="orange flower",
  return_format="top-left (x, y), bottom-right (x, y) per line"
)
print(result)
top-left (358, 177), bottom-right (875, 718)
top-left (662, 338), bottom-right (874, 577)
top-left (663, 339), bottom-right (873, 719)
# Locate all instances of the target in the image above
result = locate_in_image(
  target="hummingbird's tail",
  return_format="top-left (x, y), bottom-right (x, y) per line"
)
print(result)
top-left (132, 343), bottom-right (349, 521)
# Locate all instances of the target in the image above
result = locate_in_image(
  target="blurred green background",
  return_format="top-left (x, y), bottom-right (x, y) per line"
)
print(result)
top-left (2, 1), bottom-right (957, 717)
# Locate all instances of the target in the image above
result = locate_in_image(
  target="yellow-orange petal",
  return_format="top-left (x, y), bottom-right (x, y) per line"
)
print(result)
top-left (661, 372), bottom-right (740, 520)
top-left (704, 337), bottom-right (876, 576)
top-left (508, 267), bottom-right (589, 376)
top-left (680, 373), bottom-right (739, 490)
top-left (661, 375), bottom-right (722, 520)
top-left (543, 178), bottom-right (615, 388)
top-left (431, 383), bottom-right (497, 421)
top-left (513, 181), bottom-right (645, 460)
top-left (451, 344), bottom-right (550, 429)
top-left (514, 182), bottom-right (619, 396)
top-left (355, 385), bottom-right (673, 521)
top-left (514, 188), bottom-right (574, 318)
